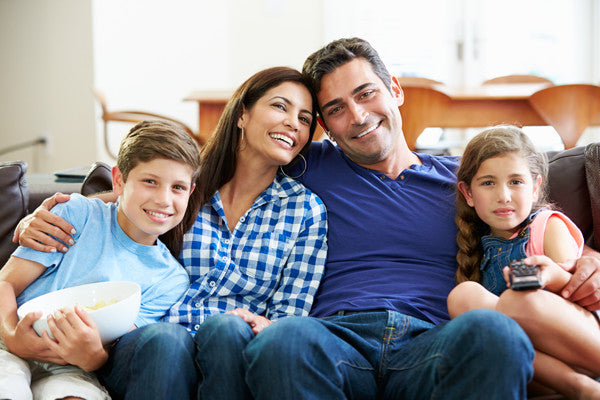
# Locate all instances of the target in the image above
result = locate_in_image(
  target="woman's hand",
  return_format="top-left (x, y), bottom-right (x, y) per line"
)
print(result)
top-left (42, 305), bottom-right (108, 371)
top-left (226, 308), bottom-right (272, 335)
top-left (12, 193), bottom-right (75, 253)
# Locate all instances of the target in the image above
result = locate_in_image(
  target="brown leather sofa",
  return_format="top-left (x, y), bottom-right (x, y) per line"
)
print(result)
top-left (0, 145), bottom-right (597, 400)
top-left (546, 142), bottom-right (600, 251)
top-left (0, 161), bottom-right (112, 267)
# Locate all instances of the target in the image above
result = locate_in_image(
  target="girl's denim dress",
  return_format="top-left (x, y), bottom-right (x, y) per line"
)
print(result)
top-left (480, 211), bottom-right (541, 296)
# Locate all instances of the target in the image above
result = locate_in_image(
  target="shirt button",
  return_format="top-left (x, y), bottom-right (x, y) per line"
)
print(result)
top-left (380, 175), bottom-right (386, 180)
top-left (224, 238), bottom-right (230, 244)
top-left (239, 216), bottom-right (246, 222)
top-left (400, 175), bottom-right (405, 180)
top-left (209, 281), bottom-right (216, 287)
top-left (195, 302), bottom-right (201, 308)
top-left (221, 256), bottom-right (228, 262)
top-left (194, 324), bottom-right (200, 331)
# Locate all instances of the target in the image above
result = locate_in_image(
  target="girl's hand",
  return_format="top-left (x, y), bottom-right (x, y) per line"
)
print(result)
top-left (523, 255), bottom-right (572, 293)
top-left (4, 311), bottom-right (66, 364)
top-left (502, 256), bottom-right (571, 293)
top-left (43, 305), bottom-right (108, 371)
top-left (226, 308), bottom-right (273, 334)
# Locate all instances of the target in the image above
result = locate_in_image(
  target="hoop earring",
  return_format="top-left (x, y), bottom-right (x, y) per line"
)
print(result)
top-left (238, 127), bottom-right (247, 151)
top-left (325, 130), bottom-right (336, 143)
top-left (279, 153), bottom-right (307, 179)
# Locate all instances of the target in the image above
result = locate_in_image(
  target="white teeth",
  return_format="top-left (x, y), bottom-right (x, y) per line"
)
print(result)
top-left (146, 210), bottom-right (169, 218)
top-left (270, 133), bottom-right (294, 147)
top-left (356, 122), bottom-right (379, 138)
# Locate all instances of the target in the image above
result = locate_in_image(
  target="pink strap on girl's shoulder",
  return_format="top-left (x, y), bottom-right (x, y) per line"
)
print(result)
top-left (525, 209), bottom-right (584, 257)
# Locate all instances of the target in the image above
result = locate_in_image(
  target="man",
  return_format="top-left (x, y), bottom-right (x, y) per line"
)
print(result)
top-left (238, 38), bottom-right (600, 399)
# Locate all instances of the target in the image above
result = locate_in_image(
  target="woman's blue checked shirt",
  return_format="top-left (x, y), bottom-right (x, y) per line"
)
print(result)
top-left (162, 174), bottom-right (328, 333)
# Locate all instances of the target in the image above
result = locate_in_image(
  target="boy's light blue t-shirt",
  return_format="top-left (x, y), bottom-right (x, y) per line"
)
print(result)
top-left (14, 193), bottom-right (190, 328)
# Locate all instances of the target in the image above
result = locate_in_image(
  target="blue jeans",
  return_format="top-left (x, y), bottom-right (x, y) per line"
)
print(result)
top-left (195, 313), bottom-right (255, 400)
top-left (96, 322), bottom-right (197, 400)
top-left (244, 309), bottom-right (534, 399)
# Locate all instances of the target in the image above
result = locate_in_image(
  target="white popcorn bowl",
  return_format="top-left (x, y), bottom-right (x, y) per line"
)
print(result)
top-left (17, 281), bottom-right (141, 345)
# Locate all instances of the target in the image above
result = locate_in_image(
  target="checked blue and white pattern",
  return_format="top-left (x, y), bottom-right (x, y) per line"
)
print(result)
top-left (162, 174), bottom-right (328, 333)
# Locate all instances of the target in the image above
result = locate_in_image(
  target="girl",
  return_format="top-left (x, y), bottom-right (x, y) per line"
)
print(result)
top-left (448, 125), bottom-right (600, 399)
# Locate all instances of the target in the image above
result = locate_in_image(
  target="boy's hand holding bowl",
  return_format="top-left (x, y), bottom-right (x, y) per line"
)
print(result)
top-left (17, 281), bottom-right (141, 346)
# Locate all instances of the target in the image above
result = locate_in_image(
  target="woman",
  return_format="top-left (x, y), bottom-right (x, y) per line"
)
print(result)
top-left (14, 67), bottom-right (328, 400)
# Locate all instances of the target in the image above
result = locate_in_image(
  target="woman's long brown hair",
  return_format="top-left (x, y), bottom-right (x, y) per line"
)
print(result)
top-left (194, 66), bottom-right (318, 207)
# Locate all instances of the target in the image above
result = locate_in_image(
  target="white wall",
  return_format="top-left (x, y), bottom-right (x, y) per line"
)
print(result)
top-left (2, 0), bottom-right (599, 172)
top-left (0, 0), bottom-right (324, 171)
top-left (92, 0), bottom-right (324, 162)
top-left (0, 0), bottom-right (96, 173)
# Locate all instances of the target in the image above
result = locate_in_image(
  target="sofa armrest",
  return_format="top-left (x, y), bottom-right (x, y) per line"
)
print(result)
top-left (0, 161), bottom-right (28, 266)
top-left (26, 162), bottom-right (113, 212)
top-left (585, 143), bottom-right (600, 251)
top-left (546, 146), bottom-right (592, 246)
top-left (0, 162), bottom-right (114, 268)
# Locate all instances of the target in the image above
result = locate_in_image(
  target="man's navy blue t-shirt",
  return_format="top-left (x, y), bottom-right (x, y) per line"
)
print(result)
top-left (298, 141), bottom-right (459, 324)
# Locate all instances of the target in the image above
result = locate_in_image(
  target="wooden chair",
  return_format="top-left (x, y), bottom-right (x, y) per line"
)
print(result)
top-left (396, 77), bottom-right (452, 152)
top-left (93, 88), bottom-right (202, 159)
top-left (399, 85), bottom-right (451, 150)
top-left (396, 76), bottom-right (443, 87)
top-left (483, 74), bottom-right (554, 85)
top-left (528, 84), bottom-right (600, 149)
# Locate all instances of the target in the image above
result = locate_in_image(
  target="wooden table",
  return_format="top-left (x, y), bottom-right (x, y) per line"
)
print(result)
top-left (186, 83), bottom-right (600, 149)
top-left (184, 90), bottom-right (327, 143)
top-left (400, 83), bottom-right (600, 149)
top-left (184, 90), bottom-right (232, 144)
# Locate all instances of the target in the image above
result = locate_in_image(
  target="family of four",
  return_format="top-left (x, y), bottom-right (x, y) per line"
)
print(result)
top-left (1, 37), bottom-right (600, 400)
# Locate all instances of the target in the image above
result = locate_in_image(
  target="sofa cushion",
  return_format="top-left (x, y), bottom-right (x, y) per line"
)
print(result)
top-left (0, 161), bottom-right (28, 267)
top-left (81, 161), bottom-right (112, 196)
top-left (546, 145), bottom-right (592, 248)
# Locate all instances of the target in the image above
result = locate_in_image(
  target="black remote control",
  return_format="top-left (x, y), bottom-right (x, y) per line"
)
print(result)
top-left (508, 259), bottom-right (542, 291)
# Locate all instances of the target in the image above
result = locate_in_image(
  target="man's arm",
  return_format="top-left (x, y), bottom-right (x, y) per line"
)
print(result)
top-left (581, 246), bottom-right (600, 260)
top-left (13, 191), bottom-right (118, 253)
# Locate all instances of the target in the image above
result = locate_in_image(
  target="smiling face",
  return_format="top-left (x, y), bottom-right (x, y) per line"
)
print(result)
top-left (113, 158), bottom-right (195, 245)
top-left (317, 58), bottom-right (404, 167)
top-left (458, 152), bottom-right (542, 239)
top-left (237, 81), bottom-right (313, 169)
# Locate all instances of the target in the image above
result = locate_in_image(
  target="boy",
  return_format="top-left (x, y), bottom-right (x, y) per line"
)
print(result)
top-left (0, 120), bottom-right (200, 400)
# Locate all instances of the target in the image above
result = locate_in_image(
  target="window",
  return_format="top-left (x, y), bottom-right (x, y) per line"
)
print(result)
top-left (324, 0), bottom-right (600, 152)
